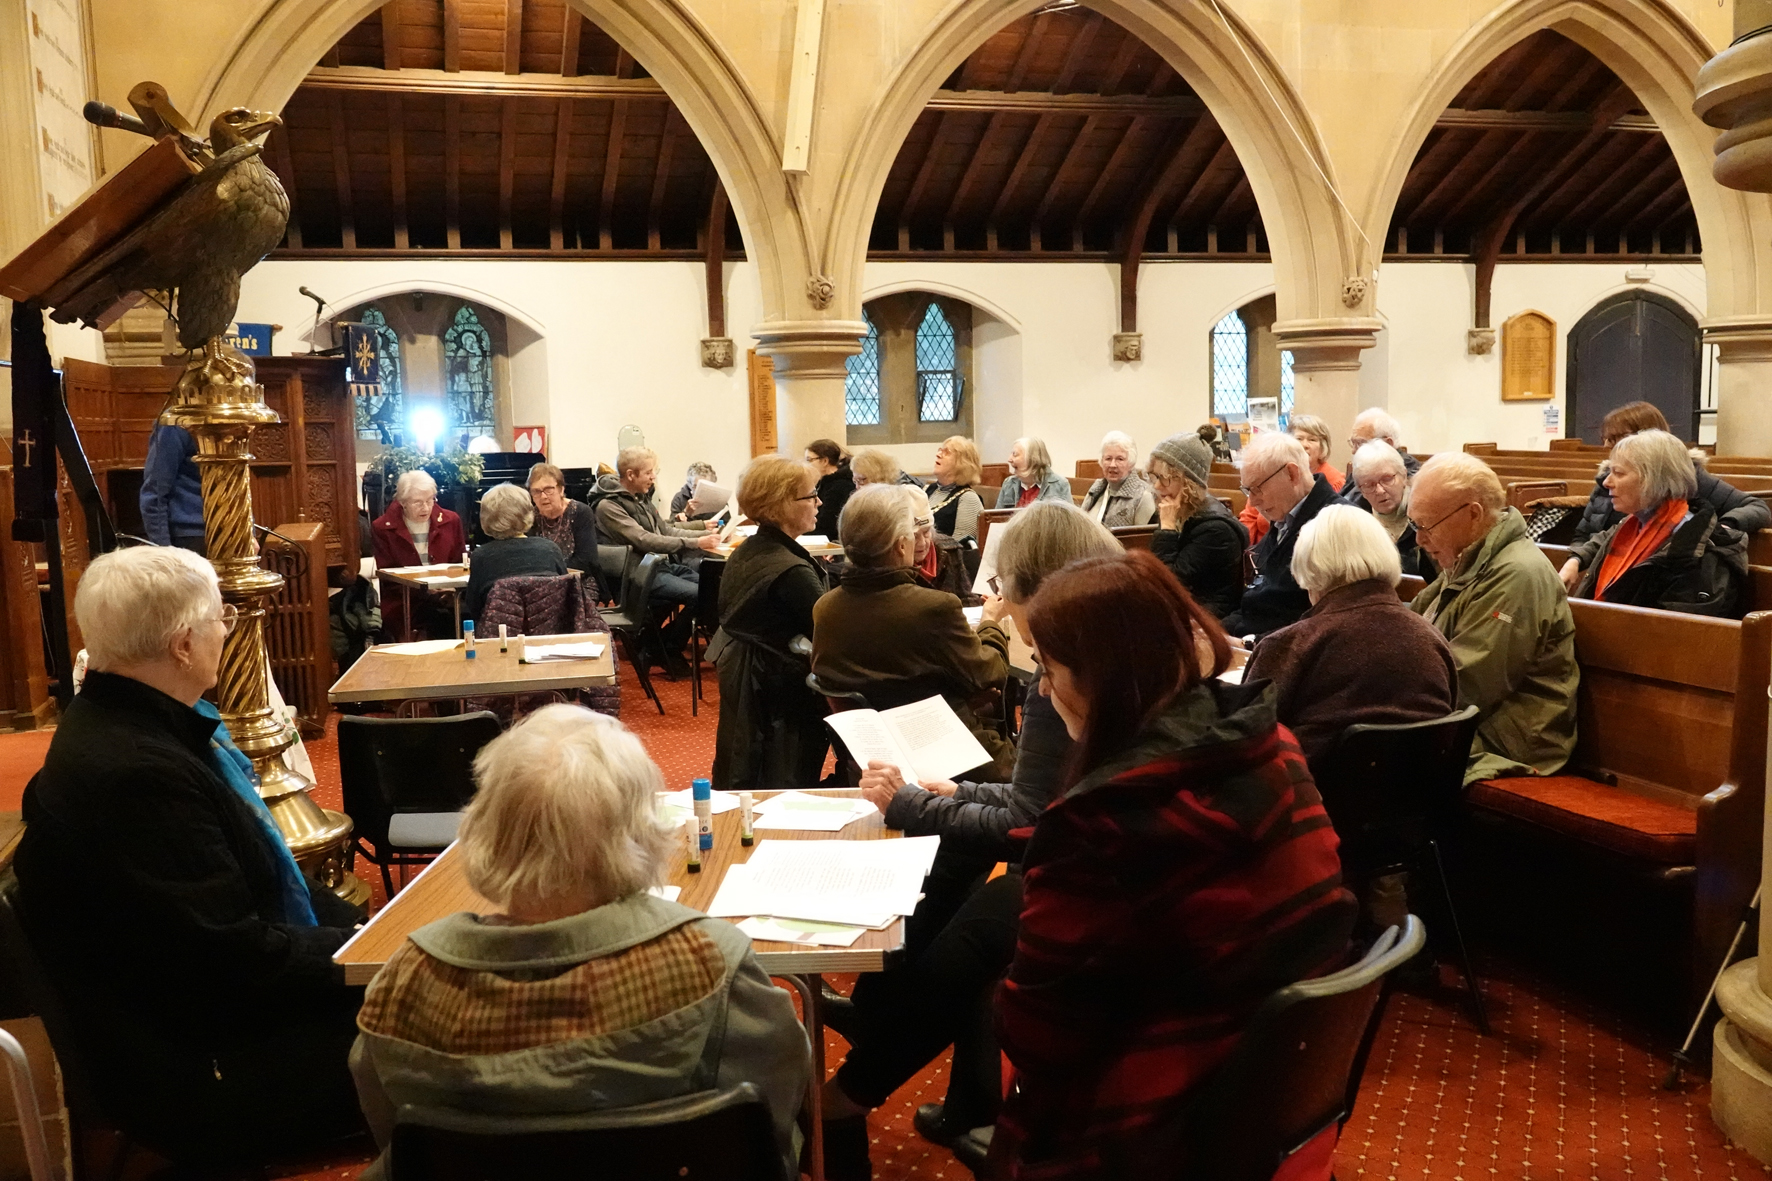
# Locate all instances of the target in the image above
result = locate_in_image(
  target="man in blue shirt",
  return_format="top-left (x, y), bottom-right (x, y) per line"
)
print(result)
top-left (141, 423), bottom-right (205, 553)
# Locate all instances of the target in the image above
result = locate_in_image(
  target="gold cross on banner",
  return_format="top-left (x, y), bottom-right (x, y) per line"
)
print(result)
top-left (15, 429), bottom-right (35, 468)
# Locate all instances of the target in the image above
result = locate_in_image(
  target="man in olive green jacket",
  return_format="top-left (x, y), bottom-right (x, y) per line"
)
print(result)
top-left (1408, 453), bottom-right (1578, 784)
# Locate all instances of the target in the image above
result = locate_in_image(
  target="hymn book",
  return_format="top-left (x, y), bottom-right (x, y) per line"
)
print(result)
top-left (823, 695), bottom-right (991, 787)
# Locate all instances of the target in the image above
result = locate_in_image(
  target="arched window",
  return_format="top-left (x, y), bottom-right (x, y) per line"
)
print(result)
top-left (845, 312), bottom-right (881, 426)
top-left (355, 306), bottom-right (404, 444)
top-left (443, 305), bottom-right (495, 437)
top-left (1211, 311), bottom-right (1248, 418)
top-left (915, 302), bottom-right (960, 422)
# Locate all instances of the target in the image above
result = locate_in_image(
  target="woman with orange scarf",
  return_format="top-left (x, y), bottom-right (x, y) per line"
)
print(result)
top-left (1566, 429), bottom-right (1748, 618)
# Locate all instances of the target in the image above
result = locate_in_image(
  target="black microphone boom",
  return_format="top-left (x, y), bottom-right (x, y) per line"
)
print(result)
top-left (299, 286), bottom-right (328, 311)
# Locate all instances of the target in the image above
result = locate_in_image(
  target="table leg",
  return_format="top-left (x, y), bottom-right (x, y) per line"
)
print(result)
top-left (403, 584), bottom-right (414, 642)
top-left (782, 972), bottom-right (825, 1181)
top-left (453, 590), bottom-right (462, 638)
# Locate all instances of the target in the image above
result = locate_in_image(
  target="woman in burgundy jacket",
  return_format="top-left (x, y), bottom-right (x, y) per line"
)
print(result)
top-left (998, 550), bottom-right (1357, 1180)
top-left (371, 470), bottom-right (466, 639)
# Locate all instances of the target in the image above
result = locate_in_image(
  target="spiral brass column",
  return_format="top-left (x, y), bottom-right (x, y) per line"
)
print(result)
top-left (164, 344), bottom-right (367, 906)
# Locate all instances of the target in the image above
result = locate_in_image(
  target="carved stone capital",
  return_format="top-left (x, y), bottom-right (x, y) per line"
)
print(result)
top-left (701, 337), bottom-right (735, 369)
top-left (1111, 332), bottom-right (1143, 363)
top-left (805, 274), bottom-right (836, 310)
top-left (1271, 317), bottom-right (1383, 372)
top-left (1703, 315), bottom-right (1772, 363)
top-left (1341, 276), bottom-right (1371, 310)
top-left (752, 319), bottom-right (868, 378)
top-left (1466, 328), bottom-right (1496, 356)
top-left (1696, 28), bottom-right (1772, 192)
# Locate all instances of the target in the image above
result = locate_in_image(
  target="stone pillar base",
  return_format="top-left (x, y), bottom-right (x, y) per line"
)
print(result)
top-left (1715, 1018), bottom-right (1772, 1163)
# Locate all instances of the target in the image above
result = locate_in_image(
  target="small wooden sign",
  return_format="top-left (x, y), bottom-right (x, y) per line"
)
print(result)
top-left (1501, 310), bottom-right (1556, 402)
top-left (746, 349), bottom-right (777, 457)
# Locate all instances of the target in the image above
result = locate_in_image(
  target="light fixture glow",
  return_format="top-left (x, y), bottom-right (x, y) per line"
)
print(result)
top-left (467, 435), bottom-right (499, 455)
top-left (410, 406), bottom-right (446, 453)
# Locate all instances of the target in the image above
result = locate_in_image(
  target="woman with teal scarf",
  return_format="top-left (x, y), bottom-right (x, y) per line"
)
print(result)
top-left (14, 546), bottom-right (368, 1169)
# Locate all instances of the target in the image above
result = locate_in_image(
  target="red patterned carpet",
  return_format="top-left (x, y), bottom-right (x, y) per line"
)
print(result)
top-left (3, 662), bottom-right (1770, 1179)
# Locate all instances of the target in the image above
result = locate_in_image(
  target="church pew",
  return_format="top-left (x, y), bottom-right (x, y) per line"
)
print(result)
top-left (1077, 459), bottom-right (1101, 480)
top-left (1110, 525), bottom-right (1157, 551)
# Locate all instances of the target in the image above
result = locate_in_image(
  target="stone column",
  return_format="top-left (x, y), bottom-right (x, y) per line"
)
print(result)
top-left (1704, 319), bottom-right (1772, 457)
top-left (1273, 318), bottom-right (1381, 442)
top-left (1712, 744), bottom-right (1772, 1162)
top-left (752, 319), bottom-right (866, 453)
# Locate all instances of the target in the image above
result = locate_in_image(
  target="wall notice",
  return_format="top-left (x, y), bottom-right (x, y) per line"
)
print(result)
top-left (1502, 310), bottom-right (1556, 402)
top-left (28, 0), bottom-right (94, 223)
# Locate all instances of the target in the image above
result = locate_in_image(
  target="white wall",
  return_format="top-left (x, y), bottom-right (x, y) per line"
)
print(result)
top-left (235, 256), bottom-right (1707, 492)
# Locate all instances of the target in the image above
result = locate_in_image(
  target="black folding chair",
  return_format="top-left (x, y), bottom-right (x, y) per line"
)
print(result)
top-left (389, 1082), bottom-right (784, 1181)
top-left (339, 711), bottom-right (502, 897)
top-left (602, 551), bottom-right (667, 714)
top-left (1312, 705), bottom-right (1489, 1033)
top-left (690, 557), bottom-right (724, 717)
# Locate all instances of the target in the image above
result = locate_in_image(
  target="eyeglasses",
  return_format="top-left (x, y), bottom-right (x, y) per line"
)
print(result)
top-left (212, 603), bottom-right (239, 635)
top-left (1239, 463), bottom-right (1288, 498)
top-left (1346, 435), bottom-right (1375, 454)
top-left (1408, 502), bottom-right (1476, 538)
top-left (794, 491), bottom-right (822, 502)
top-left (1355, 472), bottom-right (1403, 496)
top-left (531, 484), bottom-right (562, 497)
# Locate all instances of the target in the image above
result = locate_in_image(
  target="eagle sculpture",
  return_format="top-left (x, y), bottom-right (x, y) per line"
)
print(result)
top-left (45, 83), bottom-right (287, 382)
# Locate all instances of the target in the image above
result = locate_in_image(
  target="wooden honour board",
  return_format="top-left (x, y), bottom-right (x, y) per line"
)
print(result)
top-left (1502, 310), bottom-right (1556, 402)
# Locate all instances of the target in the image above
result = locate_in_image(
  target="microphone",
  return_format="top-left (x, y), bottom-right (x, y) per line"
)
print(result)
top-left (299, 286), bottom-right (328, 311)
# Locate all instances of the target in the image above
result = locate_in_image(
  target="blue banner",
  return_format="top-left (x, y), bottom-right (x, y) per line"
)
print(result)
top-left (225, 322), bottom-right (273, 356)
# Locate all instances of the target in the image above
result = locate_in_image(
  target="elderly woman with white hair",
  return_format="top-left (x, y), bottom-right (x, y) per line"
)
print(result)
top-left (1078, 431), bottom-right (1156, 526)
top-left (1348, 439), bottom-right (1436, 579)
top-left (372, 468), bottom-right (466, 569)
top-left (351, 705), bottom-right (810, 1180)
top-left (1561, 428), bottom-right (1748, 616)
top-left (1243, 504), bottom-right (1457, 766)
top-left (814, 483), bottom-right (1015, 780)
top-left (994, 436), bottom-right (1072, 508)
top-left (460, 481), bottom-right (568, 621)
top-left (14, 546), bottom-right (367, 1168)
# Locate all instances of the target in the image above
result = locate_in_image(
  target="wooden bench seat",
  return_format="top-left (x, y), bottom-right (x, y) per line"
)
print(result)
top-left (1465, 775), bottom-right (1695, 864)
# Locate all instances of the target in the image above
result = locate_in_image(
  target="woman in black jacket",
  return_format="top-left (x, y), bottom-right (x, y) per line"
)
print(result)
top-left (14, 546), bottom-right (365, 1168)
top-left (461, 483), bottom-right (568, 621)
top-left (805, 437), bottom-right (856, 538)
top-left (1146, 432), bottom-right (1248, 618)
top-left (711, 456), bottom-right (830, 790)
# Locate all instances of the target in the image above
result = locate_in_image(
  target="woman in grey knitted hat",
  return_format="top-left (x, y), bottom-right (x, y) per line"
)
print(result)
top-left (1146, 433), bottom-right (1248, 618)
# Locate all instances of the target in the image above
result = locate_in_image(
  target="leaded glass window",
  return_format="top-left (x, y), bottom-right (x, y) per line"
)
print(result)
top-left (845, 313), bottom-right (881, 426)
top-left (443, 305), bottom-right (496, 437)
top-left (915, 302), bottom-right (961, 422)
top-left (1280, 349), bottom-right (1296, 426)
top-left (355, 306), bottom-right (404, 444)
top-left (1211, 311), bottom-right (1248, 417)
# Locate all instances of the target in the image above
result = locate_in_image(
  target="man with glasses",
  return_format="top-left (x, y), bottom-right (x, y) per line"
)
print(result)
top-left (1339, 407), bottom-right (1418, 504)
top-left (1348, 439), bottom-right (1435, 578)
top-left (1409, 453), bottom-right (1577, 784)
top-left (1222, 431), bottom-right (1340, 638)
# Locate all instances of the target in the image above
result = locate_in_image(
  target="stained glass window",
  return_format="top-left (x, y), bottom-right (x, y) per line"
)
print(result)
top-left (355, 306), bottom-right (404, 444)
top-left (1211, 311), bottom-right (1248, 418)
top-left (845, 313), bottom-right (881, 426)
top-left (915, 302), bottom-right (961, 422)
top-left (443, 305), bottom-right (496, 437)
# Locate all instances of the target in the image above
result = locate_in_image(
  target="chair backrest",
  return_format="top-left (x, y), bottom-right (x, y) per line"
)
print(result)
top-left (1311, 706), bottom-right (1479, 853)
top-left (696, 555), bottom-right (725, 630)
top-left (806, 672), bottom-right (871, 712)
top-left (479, 573), bottom-right (583, 637)
top-left (0, 1027), bottom-right (54, 1181)
top-left (0, 869), bottom-right (99, 1119)
top-left (1175, 918), bottom-right (1427, 1181)
top-left (338, 712), bottom-right (503, 847)
top-left (616, 553), bottom-right (667, 629)
top-left (389, 1082), bottom-right (783, 1181)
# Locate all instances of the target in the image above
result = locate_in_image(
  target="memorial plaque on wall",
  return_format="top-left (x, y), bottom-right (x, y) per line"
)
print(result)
top-left (747, 349), bottom-right (777, 457)
top-left (1502, 311), bottom-right (1556, 401)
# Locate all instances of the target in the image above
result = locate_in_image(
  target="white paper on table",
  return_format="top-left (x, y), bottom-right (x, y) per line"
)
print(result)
top-left (962, 605), bottom-right (984, 628)
top-left (704, 837), bottom-right (939, 925)
top-left (1218, 665), bottom-right (1245, 685)
top-left (736, 916), bottom-right (866, 947)
top-left (648, 885), bottom-right (683, 902)
top-left (522, 642), bottom-right (606, 662)
top-left (688, 480), bottom-right (732, 516)
top-left (823, 696), bottom-right (990, 787)
top-left (418, 575), bottom-right (463, 586)
top-left (660, 789), bottom-right (741, 815)
top-left (751, 791), bottom-right (875, 832)
top-left (795, 534), bottom-right (830, 547)
top-left (374, 639), bottom-right (464, 656)
top-left (971, 525), bottom-right (1006, 595)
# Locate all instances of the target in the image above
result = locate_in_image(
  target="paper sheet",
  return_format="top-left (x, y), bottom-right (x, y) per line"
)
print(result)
top-left (971, 525), bottom-right (1006, 595)
top-left (688, 480), bottom-right (732, 516)
top-left (374, 639), bottom-right (463, 656)
top-left (660, 789), bottom-right (741, 815)
top-left (795, 534), bottom-right (830, 547)
top-left (522, 641), bottom-right (606, 662)
top-left (824, 696), bottom-right (990, 787)
top-left (704, 837), bottom-right (940, 925)
top-left (751, 791), bottom-right (876, 832)
top-left (418, 575), bottom-right (464, 586)
top-left (648, 885), bottom-right (683, 902)
top-left (736, 916), bottom-right (866, 947)
top-left (962, 605), bottom-right (984, 627)
top-left (1218, 665), bottom-right (1245, 685)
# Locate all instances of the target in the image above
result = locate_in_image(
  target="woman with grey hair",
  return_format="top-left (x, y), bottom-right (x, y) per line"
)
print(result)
top-left (1078, 430), bottom-right (1156, 526)
top-left (1244, 504), bottom-right (1457, 765)
top-left (372, 467), bottom-right (466, 569)
top-left (813, 484), bottom-right (1015, 780)
top-left (351, 705), bottom-right (811, 1180)
top-left (461, 481), bottom-right (568, 620)
top-left (1563, 428), bottom-right (1748, 615)
top-left (819, 499), bottom-right (1124, 1172)
top-left (14, 545), bottom-right (367, 1168)
top-left (995, 436), bottom-right (1072, 508)
top-left (1349, 439), bottom-right (1435, 579)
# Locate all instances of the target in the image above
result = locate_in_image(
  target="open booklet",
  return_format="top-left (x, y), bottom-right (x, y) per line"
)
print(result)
top-left (688, 479), bottom-right (732, 517)
top-left (823, 695), bottom-right (991, 787)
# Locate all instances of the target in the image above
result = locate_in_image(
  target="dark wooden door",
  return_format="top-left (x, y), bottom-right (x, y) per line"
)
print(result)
top-left (1566, 291), bottom-right (1700, 443)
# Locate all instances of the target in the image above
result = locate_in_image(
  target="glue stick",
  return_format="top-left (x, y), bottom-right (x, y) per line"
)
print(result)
top-left (692, 777), bottom-right (714, 851)
top-left (463, 620), bottom-right (476, 660)
top-left (498, 623), bottom-right (508, 653)
top-left (739, 791), bottom-right (755, 846)
top-left (685, 817), bottom-right (701, 873)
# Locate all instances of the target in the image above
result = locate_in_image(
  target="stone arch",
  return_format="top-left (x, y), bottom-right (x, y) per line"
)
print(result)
top-left (183, 0), bottom-right (805, 325)
top-left (1366, 0), bottom-right (1772, 325)
top-left (860, 277), bottom-right (1023, 333)
top-left (826, 0), bottom-right (1367, 330)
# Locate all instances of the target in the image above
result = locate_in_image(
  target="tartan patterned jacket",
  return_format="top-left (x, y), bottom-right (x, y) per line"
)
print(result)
top-left (996, 682), bottom-right (1358, 1180)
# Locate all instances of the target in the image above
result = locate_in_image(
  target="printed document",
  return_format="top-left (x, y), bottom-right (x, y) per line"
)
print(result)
top-left (751, 791), bottom-right (876, 832)
top-left (688, 480), bottom-right (732, 516)
top-left (522, 641), bottom-right (606, 662)
top-left (705, 836), bottom-right (941, 925)
top-left (823, 695), bottom-right (990, 787)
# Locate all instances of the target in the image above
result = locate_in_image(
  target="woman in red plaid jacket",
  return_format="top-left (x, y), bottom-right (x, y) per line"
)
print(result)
top-left (997, 549), bottom-right (1358, 1179)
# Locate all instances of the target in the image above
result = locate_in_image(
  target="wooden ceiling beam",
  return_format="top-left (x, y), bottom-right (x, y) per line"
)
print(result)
top-left (942, 112), bottom-right (1007, 237)
top-left (548, 97), bottom-right (574, 249)
top-left (1627, 180), bottom-right (1695, 234)
top-left (1586, 155), bottom-right (1684, 231)
top-left (706, 181), bottom-right (727, 338)
top-left (498, 99), bottom-right (518, 248)
top-left (898, 112), bottom-right (949, 247)
top-left (1200, 174), bottom-right (1253, 235)
top-left (1030, 114), bottom-right (1100, 249)
top-left (1050, 11), bottom-right (1103, 94)
top-left (1393, 131), bottom-right (1496, 227)
top-left (561, 9), bottom-right (582, 77)
top-left (614, 47), bottom-right (634, 79)
top-left (1454, 35), bottom-right (1537, 109)
top-left (1098, 31), bottom-right (1143, 94)
top-left (1162, 138), bottom-right (1239, 229)
top-left (599, 98), bottom-right (628, 250)
top-left (1541, 58), bottom-right (1607, 111)
top-left (1072, 116), bottom-right (1145, 243)
top-left (1543, 135), bottom-right (1670, 226)
top-left (985, 112), bottom-right (1056, 248)
top-left (326, 90), bottom-right (357, 250)
top-left (1003, 12), bottom-right (1053, 92)
top-left (443, 0), bottom-right (461, 72)
top-left (929, 90), bottom-right (1201, 115)
top-left (1502, 38), bottom-right (1580, 111)
top-left (504, 0), bottom-right (524, 75)
top-left (303, 65), bottom-right (669, 99)
top-left (1430, 131), bottom-right (1566, 228)
top-left (445, 95), bottom-right (462, 248)
top-left (268, 124), bottom-right (302, 249)
top-left (1120, 115), bottom-right (1220, 332)
top-left (388, 92), bottom-right (409, 248)
top-left (648, 106), bottom-right (682, 250)
top-left (380, 2), bottom-right (401, 71)
top-left (1435, 108), bottom-right (1658, 132)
